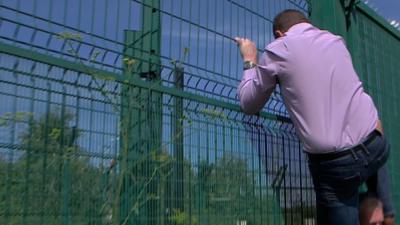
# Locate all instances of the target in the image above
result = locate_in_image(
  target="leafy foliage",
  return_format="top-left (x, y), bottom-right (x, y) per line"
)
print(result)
top-left (0, 110), bottom-right (106, 225)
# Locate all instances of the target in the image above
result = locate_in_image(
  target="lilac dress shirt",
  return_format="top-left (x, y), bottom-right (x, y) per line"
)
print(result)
top-left (237, 23), bottom-right (378, 153)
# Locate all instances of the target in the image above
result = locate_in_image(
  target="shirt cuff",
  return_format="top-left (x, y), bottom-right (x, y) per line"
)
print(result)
top-left (242, 67), bottom-right (258, 81)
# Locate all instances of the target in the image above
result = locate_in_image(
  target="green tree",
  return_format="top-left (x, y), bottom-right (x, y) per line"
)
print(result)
top-left (194, 154), bottom-right (283, 225)
top-left (0, 110), bottom-right (106, 225)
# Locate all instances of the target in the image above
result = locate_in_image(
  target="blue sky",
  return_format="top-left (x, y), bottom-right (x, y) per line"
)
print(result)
top-left (366, 0), bottom-right (400, 28)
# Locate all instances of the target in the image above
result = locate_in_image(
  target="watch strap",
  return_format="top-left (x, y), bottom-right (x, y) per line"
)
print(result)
top-left (243, 61), bottom-right (257, 70)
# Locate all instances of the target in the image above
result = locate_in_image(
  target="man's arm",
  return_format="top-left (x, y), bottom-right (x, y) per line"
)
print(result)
top-left (235, 37), bottom-right (279, 114)
top-left (237, 53), bottom-right (278, 114)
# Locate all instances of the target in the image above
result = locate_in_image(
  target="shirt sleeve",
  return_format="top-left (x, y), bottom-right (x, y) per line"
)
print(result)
top-left (237, 51), bottom-right (280, 115)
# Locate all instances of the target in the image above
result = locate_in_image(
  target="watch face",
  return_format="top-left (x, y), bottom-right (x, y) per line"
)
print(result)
top-left (244, 61), bottom-right (256, 70)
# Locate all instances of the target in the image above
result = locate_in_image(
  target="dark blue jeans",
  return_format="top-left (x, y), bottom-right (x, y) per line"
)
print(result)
top-left (366, 163), bottom-right (395, 217)
top-left (308, 132), bottom-right (390, 225)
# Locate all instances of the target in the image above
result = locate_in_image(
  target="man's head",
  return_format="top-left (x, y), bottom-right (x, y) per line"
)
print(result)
top-left (360, 194), bottom-right (384, 225)
top-left (273, 9), bottom-right (310, 39)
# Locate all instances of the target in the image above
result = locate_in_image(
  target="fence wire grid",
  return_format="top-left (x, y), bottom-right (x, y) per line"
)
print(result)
top-left (1, 0), bottom-right (399, 225)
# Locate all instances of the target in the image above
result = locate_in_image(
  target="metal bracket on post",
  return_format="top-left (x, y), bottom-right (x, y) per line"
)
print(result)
top-left (306, 0), bottom-right (312, 17)
top-left (140, 70), bottom-right (159, 80)
top-left (341, 0), bottom-right (358, 29)
top-left (271, 164), bottom-right (287, 191)
top-left (270, 164), bottom-right (287, 224)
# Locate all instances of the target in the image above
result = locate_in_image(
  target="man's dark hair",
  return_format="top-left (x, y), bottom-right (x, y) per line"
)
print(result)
top-left (273, 9), bottom-right (310, 37)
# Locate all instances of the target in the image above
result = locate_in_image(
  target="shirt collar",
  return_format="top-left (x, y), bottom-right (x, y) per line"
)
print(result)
top-left (285, 22), bottom-right (314, 36)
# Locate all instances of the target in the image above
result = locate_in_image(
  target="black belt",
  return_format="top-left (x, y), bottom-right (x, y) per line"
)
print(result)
top-left (307, 130), bottom-right (381, 162)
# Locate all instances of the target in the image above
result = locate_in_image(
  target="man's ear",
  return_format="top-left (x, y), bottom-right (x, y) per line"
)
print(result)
top-left (275, 30), bottom-right (285, 38)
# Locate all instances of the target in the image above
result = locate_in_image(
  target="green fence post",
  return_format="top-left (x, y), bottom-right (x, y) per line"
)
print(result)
top-left (309, 0), bottom-right (362, 65)
top-left (60, 91), bottom-right (70, 225)
top-left (309, 0), bottom-right (348, 38)
top-left (120, 0), bottom-right (162, 224)
top-left (172, 66), bottom-right (184, 219)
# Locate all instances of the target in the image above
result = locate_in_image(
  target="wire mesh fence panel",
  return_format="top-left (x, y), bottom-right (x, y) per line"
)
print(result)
top-left (352, 3), bottom-right (400, 215)
top-left (12, 0), bottom-right (400, 225)
top-left (0, 55), bottom-right (314, 225)
top-left (309, 0), bottom-right (400, 217)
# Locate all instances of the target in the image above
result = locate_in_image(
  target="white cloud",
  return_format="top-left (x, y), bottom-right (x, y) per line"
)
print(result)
top-left (389, 19), bottom-right (400, 30)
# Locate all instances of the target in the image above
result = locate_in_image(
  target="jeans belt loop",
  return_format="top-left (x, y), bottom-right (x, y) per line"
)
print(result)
top-left (360, 143), bottom-right (370, 155)
top-left (350, 149), bottom-right (359, 161)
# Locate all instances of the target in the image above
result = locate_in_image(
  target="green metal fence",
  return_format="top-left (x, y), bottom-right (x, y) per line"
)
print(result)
top-left (310, 0), bottom-right (400, 217)
top-left (354, 2), bottom-right (400, 215)
top-left (0, 0), bottom-right (398, 225)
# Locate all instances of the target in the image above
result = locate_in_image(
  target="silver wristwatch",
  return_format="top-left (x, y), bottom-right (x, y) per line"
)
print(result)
top-left (243, 61), bottom-right (257, 70)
